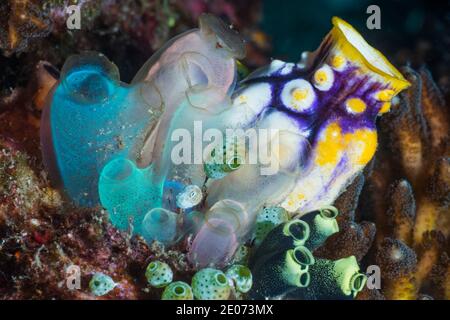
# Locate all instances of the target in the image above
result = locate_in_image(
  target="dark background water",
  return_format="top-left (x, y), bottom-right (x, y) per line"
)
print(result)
top-left (261, 0), bottom-right (448, 59)
top-left (260, 0), bottom-right (449, 79)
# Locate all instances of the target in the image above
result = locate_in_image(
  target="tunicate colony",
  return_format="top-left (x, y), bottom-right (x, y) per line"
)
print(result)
top-left (40, 14), bottom-right (410, 299)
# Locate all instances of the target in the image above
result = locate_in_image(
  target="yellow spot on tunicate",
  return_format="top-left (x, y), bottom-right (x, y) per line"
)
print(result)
top-left (238, 95), bottom-right (248, 104)
top-left (344, 129), bottom-right (377, 165)
top-left (346, 98), bottom-right (366, 114)
top-left (292, 88), bottom-right (308, 102)
top-left (315, 123), bottom-right (378, 167)
top-left (376, 89), bottom-right (395, 102)
top-left (313, 65), bottom-right (334, 91)
top-left (297, 193), bottom-right (305, 200)
top-left (330, 55), bottom-right (346, 69)
top-left (378, 102), bottom-right (391, 114)
top-left (314, 70), bottom-right (328, 85)
top-left (315, 122), bottom-right (343, 166)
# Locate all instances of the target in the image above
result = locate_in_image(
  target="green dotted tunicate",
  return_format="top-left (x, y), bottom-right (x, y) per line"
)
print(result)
top-left (203, 139), bottom-right (243, 179)
top-left (226, 264), bottom-right (253, 293)
top-left (89, 273), bottom-right (117, 296)
top-left (191, 268), bottom-right (231, 300)
top-left (254, 207), bottom-right (289, 247)
top-left (162, 281), bottom-right (194, 300)
top-left (145, 261), bottom-right (173, 288)
top-left (231, 244), bottom-right (250, 265)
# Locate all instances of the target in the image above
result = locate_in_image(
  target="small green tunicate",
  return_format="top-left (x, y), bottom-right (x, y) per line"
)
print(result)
top-left (204, 141), bottom-right (242, 179)
top-left (191, 268), bottom-right (231, 300)
top-left (226, 264), bottom-right (253, 293)
top-left (301, 206), bottom-right (339, 251)
top-left (287, 255), bottom-right (367, 300)
top-left (253, 218), bottom-right (310, 259)
top-left (248, 246), bottom-right (313, 299)
top-left (162, 281), bottom-right (194, 300)
top-left (254, 207), bottom-right (289, 247)
top-left (145, 261), bottom-right (173, 288)
top-left (89, 273), bottom-right (117, 296)
top-left (231, 244), bottom-right (250, 265)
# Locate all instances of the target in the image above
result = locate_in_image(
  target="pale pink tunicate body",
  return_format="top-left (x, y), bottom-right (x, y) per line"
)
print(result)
top-left (188, 218), bottom-right (238, 268)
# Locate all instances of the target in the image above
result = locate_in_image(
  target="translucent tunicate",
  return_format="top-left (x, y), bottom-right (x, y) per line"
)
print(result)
top-left (98, 158), bottom-right (160, 234)
top-left (176, 185), bottom-right (203, 209)
top-left (41, 52), bottom-right (162, 207)
top-left (141, 208), bottom-right (178, 245)
top-left (188, 218), bottom-right (239, 268)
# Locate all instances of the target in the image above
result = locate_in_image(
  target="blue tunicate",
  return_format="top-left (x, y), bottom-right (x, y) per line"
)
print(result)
top-left (98, 157), bottom-right (161, 234)
top-left (141, 208), bottom-right (178, 245)
top-left (41, 52), bottom-right (162, 207)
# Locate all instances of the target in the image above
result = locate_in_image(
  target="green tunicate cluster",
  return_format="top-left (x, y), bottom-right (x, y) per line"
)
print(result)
top-left (254, 206), bottom-right (289, 247)
top-left (145, 261), bottom-right (173, 288)
top-left (162, 281), bottom-right (194, 300)
top-left (225, 264), bottom-right (253, 293)
top-left (255, 218), bottom-right (310, 256)
top-left (89, 273), bottom-right (117, 296)
top-left (249, 206), bottom-right (367, 300)
top-left (301, 206), bottom-right (339, 251)
top-left (191, 268), bottom-right (231, 300)
top-left (250, 245), bottom-right (314, 298)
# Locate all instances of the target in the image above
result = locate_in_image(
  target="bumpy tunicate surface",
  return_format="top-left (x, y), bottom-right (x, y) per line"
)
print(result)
top-left (191, 268), bottom-right (231, 300)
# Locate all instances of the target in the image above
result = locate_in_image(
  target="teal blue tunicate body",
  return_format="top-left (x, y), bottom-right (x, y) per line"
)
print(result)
top-left (98, 158), bottom-right (161, 234)
top-left (41, 52), bottom-right (161, 207)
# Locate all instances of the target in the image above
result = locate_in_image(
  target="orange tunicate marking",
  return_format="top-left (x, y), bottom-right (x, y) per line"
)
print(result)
top-left (378, 102), bottom-right (391, 114)
top-left (315, 123), bottom-right (378, 167)
top-left (344, 129), bottom-right (378, 165)
top-left (314, 122), bottom-right (343, 166)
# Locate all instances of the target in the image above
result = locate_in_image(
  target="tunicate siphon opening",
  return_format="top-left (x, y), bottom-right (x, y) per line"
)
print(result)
top-left (350, 272), bottom-right (367, 293)
top-left (293, 246), bottom-right (315, 266)
top-left (61, 53), bottom-right (119, 105)
top-left (319, 206), bottom-right (339, 219)
top-left (199, 13), bottom-right (246, 59)
top-left (215, 273), bottom-right (228, 286)
top-left (142, 208), bottom-right (177, 244)
top-left (205, 199), bottom-right (248, 236)
top-left (224, 155), bottom-right (242, 172)
top-left (148, 261), bottom-right (158, 272)
top-left (173, 285), bottom-right (185, 296)
top-left (101, 158), bottom-right (135, 182)
top-left (285, 219), bottom-right (310, 242)
top-left (298, 272), bottom-right (311, 288)
top-left (148, 208), bottom-right (170, 224)
top-left (238, 266), bottom-right (251, 278)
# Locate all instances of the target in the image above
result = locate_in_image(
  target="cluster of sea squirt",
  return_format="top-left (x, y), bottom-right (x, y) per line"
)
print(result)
top-left (40, 14), bottom-right (410, 299)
